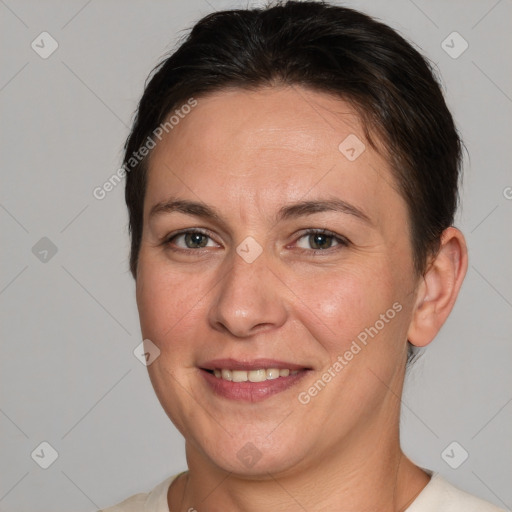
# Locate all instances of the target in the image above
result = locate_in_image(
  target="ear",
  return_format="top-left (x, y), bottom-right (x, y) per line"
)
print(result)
top-left (407, 227), bottom-right (468, 347)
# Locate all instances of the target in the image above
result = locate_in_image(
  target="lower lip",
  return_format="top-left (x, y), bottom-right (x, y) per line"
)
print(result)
top-left (200, 369), bottom-right (310, 402)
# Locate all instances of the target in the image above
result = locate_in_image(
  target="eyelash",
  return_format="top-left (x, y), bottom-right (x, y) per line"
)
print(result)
top-left (162, 228), bottom-right (349, 255)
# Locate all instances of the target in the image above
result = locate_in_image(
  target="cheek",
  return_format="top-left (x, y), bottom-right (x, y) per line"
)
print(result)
top-left (135, 246), bottom-right (410, 365)
top-left (135, 254), bottom-right (205, 346)
top-left (291, 264), bottom-right (397, 351)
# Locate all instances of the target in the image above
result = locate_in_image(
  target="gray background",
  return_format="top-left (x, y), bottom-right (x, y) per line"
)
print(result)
top-left (1, 0), bottom-right (511, 510)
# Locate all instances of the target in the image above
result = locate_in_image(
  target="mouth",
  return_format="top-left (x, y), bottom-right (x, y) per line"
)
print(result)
top-left (204, 367), bottom-right (301, 382)
top-left (199, 358), bottom-right (312, 402)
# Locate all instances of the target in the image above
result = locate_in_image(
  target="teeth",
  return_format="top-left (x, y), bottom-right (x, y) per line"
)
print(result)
top-left (248, 369), bottom-right (267, 382)
top-left (211, 368), bottom-right (300, 381)
top-left (232, 370), bottom-right (247, 382)
top-left (266, 368), bottom-right (280, 380)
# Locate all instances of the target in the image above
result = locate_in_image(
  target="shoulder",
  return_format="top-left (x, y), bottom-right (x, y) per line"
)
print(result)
top-left (406, 472), bottom-right (506, 512)
top-left (98, 473), bottom-right (180, 512)
top-left (98, 492), bottom-right (146, 512)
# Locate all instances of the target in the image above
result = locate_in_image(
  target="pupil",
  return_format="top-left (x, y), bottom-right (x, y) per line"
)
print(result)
top-left (310, 234), bottom-right (331, 250)
top-left (186, 233), bottom-right (207, 248)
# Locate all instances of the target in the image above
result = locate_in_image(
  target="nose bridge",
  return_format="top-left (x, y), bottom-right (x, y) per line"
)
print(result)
top-left (208, 243), bottom-right (286, 337)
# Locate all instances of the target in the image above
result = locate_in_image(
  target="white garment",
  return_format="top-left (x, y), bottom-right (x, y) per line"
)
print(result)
top-left (99, 471), bottom-right (505, 511)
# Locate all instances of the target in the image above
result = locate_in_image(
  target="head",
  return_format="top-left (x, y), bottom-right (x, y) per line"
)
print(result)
top-left (124, 1), bottom-right (467, 476)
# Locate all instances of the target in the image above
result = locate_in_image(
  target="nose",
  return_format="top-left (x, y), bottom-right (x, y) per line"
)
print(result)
top-left (208, 246), bottom-right (288, 338)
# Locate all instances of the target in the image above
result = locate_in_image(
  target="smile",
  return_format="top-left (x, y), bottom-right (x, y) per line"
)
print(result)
top-left (199, 359), bottom-right (311, 402)
top-left (209, 368), bottom-right (300, 382)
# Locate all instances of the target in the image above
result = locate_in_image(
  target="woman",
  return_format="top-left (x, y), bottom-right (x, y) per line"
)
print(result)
top-left (102, 1), bottom-right (504, 510)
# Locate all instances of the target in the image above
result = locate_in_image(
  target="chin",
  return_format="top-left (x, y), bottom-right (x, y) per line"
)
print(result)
top-left (191, 427), bottom-right (311, 478)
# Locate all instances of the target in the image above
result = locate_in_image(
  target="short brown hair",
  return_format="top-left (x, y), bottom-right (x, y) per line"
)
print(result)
top-left (124, 0), bottom-right (462, 284)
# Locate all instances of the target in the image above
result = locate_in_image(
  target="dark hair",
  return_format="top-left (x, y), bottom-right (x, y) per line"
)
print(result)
top-left (123, 1), bottom-right (462, 361)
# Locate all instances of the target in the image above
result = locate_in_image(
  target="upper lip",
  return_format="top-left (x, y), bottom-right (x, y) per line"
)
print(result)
top-left (200, 358), bottom-right (310, 371)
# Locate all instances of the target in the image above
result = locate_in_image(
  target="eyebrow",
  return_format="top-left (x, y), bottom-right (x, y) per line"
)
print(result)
top-left (149, 197), bottom-right (372, 225)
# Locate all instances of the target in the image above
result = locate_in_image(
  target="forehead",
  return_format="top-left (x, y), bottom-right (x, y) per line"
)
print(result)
top-left (151, 86), bottom-right (368, 164)
top-left (145, 86), bottom-right (403, 225)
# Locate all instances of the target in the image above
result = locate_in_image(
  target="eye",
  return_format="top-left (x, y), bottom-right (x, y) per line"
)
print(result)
top-left (295, 229), bottom-right (348, 251)
top-left (165, 230), bottom-right (218, 250)
top-left (163, 228), bottom-right (348, 253)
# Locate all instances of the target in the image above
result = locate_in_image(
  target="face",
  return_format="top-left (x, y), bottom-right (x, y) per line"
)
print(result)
top-left (136, 86), bottom-right (420, 477)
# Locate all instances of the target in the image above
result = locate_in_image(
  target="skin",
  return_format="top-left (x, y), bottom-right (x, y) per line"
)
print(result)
top-left (135, 86), bottom-right (468, 511)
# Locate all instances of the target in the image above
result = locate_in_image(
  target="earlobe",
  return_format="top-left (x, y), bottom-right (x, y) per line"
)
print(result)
top-left (407, 227), bottom-right (468, 347)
